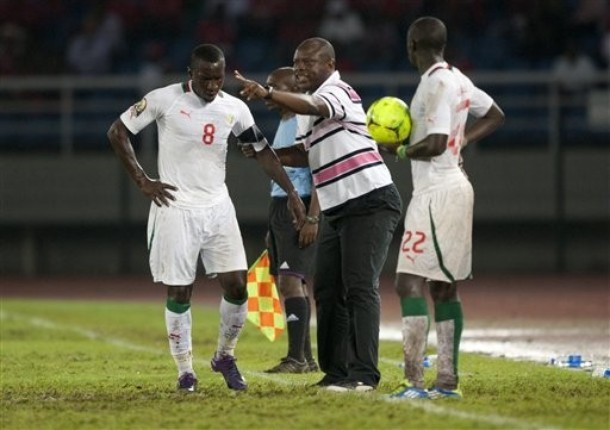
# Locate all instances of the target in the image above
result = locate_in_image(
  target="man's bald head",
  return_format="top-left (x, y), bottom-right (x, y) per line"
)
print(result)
top-left (407, 16), bottom-right (447, 53)
top-left (293, 37), bottom-right (336, 92)
top-left (297, 37), bottom-right (336, 62)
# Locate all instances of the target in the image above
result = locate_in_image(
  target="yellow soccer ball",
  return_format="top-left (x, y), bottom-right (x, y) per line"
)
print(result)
top-left (366, 96), bottom-right (412, 145)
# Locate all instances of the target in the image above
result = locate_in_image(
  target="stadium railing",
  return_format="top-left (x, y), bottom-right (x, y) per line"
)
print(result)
top-left (0, 72), bottom-right (608, 275)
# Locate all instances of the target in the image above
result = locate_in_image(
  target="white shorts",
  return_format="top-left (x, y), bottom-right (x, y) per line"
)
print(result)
top-left (147, 196), bottom-right (247, 285)
top-left (396, 182), bottom-right (474, 282)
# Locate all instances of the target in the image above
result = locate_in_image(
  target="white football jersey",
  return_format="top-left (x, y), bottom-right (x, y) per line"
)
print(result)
top-left (409, 62), bottom-right (493, 195)
top-left (120, 81), bottom-right (260, 208)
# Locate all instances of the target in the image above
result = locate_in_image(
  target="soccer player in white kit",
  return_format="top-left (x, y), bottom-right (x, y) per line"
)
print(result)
top-left (107, 44), bottom-right (306, 392)
top-left (387, 17), bottom-right (505, 399)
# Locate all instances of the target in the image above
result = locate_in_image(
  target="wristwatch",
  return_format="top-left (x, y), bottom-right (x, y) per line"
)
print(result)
top-left (305, 215), bottom-right (320, 224)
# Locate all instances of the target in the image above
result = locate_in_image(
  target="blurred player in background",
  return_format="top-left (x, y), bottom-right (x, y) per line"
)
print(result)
top-left (258, 67), bottom-right (320, 374)
top-left (387, 17), bottom-right (505, 399)
top-left (107, 43), bottom-right (305, 392)
top-left (235, 37), bottom-right (402, 392)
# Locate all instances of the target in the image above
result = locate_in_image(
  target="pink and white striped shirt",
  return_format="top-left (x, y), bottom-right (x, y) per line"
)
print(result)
top-left (295, 71), bottom-right (394, 212)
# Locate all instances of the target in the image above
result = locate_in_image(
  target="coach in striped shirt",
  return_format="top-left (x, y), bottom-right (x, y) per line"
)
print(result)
top-left (235, 37), bottom-right (402, 392)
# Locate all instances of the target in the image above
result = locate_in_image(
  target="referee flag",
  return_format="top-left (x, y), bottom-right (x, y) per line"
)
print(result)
top-left (246, 250), bottom-right (285, 341)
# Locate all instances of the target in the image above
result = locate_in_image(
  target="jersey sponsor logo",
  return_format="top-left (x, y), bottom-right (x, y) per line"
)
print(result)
top-left (179, 109), bottom-right (192, 118)
top-left (130, 98), bottom-right (147, 118)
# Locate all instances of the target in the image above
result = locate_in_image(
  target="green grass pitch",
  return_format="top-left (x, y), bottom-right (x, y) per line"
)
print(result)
top-left (1, 299), bottom-right (608, 430)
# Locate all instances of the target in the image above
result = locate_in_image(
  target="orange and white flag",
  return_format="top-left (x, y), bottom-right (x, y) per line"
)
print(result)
top-left (246, 250), bottom-right (284, 341)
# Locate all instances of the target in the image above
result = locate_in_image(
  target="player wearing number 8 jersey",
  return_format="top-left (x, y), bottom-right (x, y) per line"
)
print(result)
top-left (387, 17), bottom-right (504, 400)
top-left (107, 44), bottom-right (306, 393)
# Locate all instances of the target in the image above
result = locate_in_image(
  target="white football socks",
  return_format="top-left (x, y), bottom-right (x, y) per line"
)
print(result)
top-left (401, 315), bottom-right (429, 388)
top-left (435, 319), bottom-right (458, 387)
top-left (215, 298), bottom-right (247, 358)
top-left (165, 308), bottom-right (194, 376)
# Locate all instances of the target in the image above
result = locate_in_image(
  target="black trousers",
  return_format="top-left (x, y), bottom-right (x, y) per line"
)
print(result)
top-left (314, 185), bottom-right (402, 386)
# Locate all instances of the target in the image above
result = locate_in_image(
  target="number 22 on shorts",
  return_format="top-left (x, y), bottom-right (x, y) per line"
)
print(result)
top-left (401, 230), bottom-right (426, 262)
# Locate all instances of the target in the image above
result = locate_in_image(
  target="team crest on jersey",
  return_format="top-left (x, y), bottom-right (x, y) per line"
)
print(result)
top-left (225, 113), bottom-right (235, 125)
top-left (130, 98), bottom-right (147, 118)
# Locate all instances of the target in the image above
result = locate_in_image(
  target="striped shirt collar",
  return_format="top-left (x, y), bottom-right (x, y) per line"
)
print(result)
top-left (315, 70), bottom-right (341, 94)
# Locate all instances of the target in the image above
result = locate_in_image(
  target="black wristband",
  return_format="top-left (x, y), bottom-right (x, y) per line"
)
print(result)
top-left (263, 85), bottom-right (274, 100)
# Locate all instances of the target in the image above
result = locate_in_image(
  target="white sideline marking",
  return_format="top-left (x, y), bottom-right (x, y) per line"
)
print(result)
top-left (0, 310), bottom-right (157, 353)
top-left (1, 311), bottom-right (558, 430)
top-left (381, 398), bottom-right (558, 430)
top-left (0, 310), bottom-right (304, 388)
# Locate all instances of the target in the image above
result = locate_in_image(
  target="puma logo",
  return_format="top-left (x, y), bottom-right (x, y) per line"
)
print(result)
top-left (179, 109), bottom-right (192, 118)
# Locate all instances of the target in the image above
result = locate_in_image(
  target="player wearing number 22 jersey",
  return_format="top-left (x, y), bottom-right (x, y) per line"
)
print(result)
top-left (397, 60), bottom-right (494, 281)
top-left (390, 17), bottom-right (504, 401)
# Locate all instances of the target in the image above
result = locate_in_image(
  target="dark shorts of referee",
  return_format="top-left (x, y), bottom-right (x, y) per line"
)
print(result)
top-left (268, 196), bottom-right (316, 280)
top-left (314, 184), bottom-right (402, 387)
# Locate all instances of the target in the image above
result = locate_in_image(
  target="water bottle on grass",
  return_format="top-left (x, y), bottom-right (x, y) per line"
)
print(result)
top-left (423, 355), bottom-right (437, 368)
top-left (549, 354), bottom-right (593, 369)
top-left (397, 355), bottom-right (438, 369)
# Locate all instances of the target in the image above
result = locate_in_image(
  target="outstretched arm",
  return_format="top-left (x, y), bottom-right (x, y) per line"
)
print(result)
top-left (234, 70), bottom-right (330, 117)
top-left (107, 119), bottom-right (177, 206)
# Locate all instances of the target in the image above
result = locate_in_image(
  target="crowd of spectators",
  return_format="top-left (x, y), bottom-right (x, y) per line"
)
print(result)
top-left (0, 0), bottom-right (607, 78)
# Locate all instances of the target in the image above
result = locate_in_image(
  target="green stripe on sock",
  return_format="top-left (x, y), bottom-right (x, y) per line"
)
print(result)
top-left (166, 298), bottom-right (191, 314)
top-left (434, 300), bottom-right (463, 323)
top-left (224, 295), bottom-right (248, 306)
top-left (400, 297), bottom-right (429, 317)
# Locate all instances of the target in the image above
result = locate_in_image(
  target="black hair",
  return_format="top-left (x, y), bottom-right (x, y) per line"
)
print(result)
top-left (190, 44), bottom-right (225, 68)
top-left (409, 17), bottom-right (447, 53)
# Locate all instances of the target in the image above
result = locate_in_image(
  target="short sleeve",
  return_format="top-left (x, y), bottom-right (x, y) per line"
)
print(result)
top-left (468, 86), bottom-right (494, 118)
top-left (315, 83), bottom-right (361, 120)
top-left (119, 89), bottom-right (163, 135)
top-left (423, 78), bottom-right (452, 136)
top-left (231, 99), bottom-right (256, 137)
top-left (232, 100), bottom-right (268, 151)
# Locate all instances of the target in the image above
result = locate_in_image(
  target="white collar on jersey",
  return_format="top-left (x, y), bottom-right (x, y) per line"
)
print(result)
top-left (423, 61), bottom-right (450, 77)
top-left (314, 70), bottom-right (341, 94)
